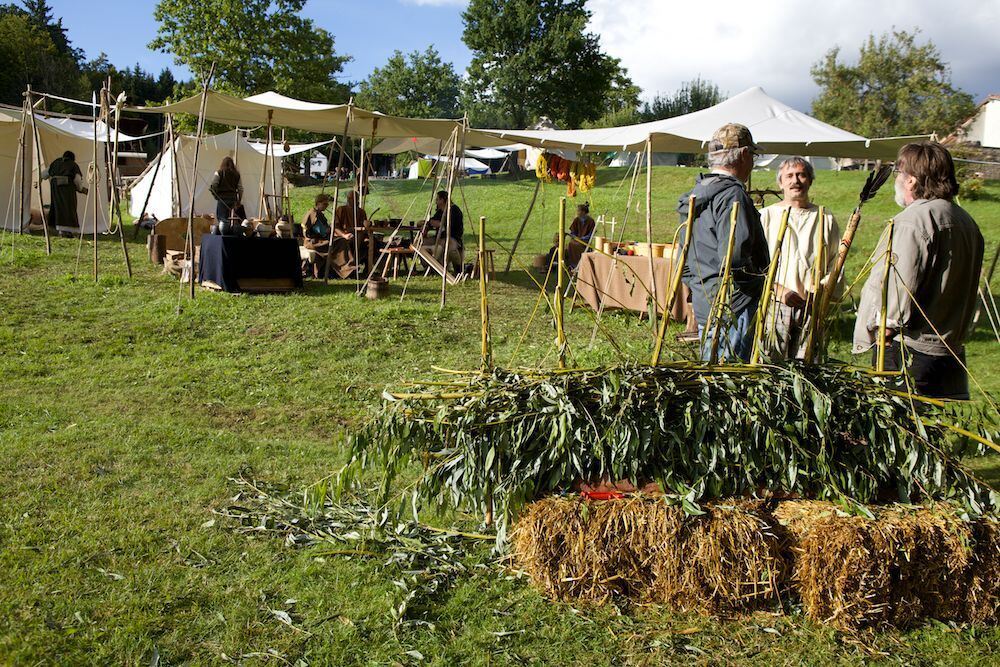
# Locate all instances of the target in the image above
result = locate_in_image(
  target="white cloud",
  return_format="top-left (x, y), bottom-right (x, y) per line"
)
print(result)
top-left (588, 0), bottom-right (1000, 111)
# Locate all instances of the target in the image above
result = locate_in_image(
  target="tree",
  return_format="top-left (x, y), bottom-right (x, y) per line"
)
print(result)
top-left (356, 47), bottom-right (461, 119)
top-left (0, 9), bottom-right (83, 106)
top-left (20, 0), bottom-right (77, 59)
top-left (462, 0), bottom-right (637, 129)
top-left (811, 29), bottom-right (975, 138)
top-left (150, 0), bottom-right (350, 102)
top-left (640, 77), bottom-right (723, 122)
top-left (81, 56), bottom-right (179, 105)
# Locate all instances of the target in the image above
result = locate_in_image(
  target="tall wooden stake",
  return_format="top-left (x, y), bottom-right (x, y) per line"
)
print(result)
top-left (504, 178), bottom-right (541, 272)
top-left (104, 86), bottom-right (132, 278)
top-left (644, 138), bottom-right (657, 334)
top-left (259, 110), bottom-right (273, 220)
top-left (479, 215), bottom-right (492, 370)
top-left (439, 117), bottom-right (465, 308)
top-left (323, 98), bottom-right (354, 283)
top-left (651, 195), bottom-right (695, 365)
top-left (25, 86), bottom-right (51, 255)
top-left (556, 197), bottom-right (568, 369)
top-left (16, 99), bottom-right (27, 237)
top-left (168, 115), bottom-right (181, 218)
top-left (707, 201), bottom-right (740, 363)
top-left (91, 90), bottom-right (100, 282)
top-left (186, 64), bottom-right (216, 299)
top-left (876, 218), bottom-right (896, 372)
top-left (804, 206), bottom-right (826, 363)
top-left (750, 207), bottom-right (791, 365)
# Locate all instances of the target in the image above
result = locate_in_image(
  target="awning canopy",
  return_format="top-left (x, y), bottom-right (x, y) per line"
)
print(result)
top-left (131, 90), bottom-right (509, 145)
top-left (245, 138), bottom-right (333, 157)
top-left (476, 87), bottom-right (926, 159)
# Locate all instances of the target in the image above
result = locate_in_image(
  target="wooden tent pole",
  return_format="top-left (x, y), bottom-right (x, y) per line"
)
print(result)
top-left (25, 86), bottom-right (51, 255)
top-left (132, 115), bottom-right (168, 239)
top-left (707, 201), bottom-right (740, 364)
top-left (644, 138), bottom-right (657, 335)
top-left (354, 136), bottom-right (364, 294)
top-left (185, 64), bottom-right (216, 299)
top-left (104, 85), bottom-right (132, 278)
top-left (479, 215), bottom-right (492, 370)
top-left (651, 195), bottom-right (696, 365)
top-left (16, 99), bottom-right (27, 237)
top-left (556, 197), bottom-right (567, 369)
top-left (167, 115), bottom-right (180, 218)
top-left (439, 118), bottom-right (464, 309)
top-left (876, 218), bottom-right (896, 372)
top-left (91, 90), bottom-right (100, 282)
top-left (258, 110), bottom-right (273, 220)
top-left (804, 206), bottom-right (827, 363)
top-left (323, 97), bottom-right (354, 284)
top-left (398, 135), bottom-right (450, 303)
top-left (504, 178), bottom-right (541, 273)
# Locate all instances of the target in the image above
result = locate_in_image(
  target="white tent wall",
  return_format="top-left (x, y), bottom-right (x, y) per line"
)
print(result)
top-left (129, 130), bottom-right (281, 221)
top-left (0, 114), bottom-right (32, 232)
top-left (31, 117), bottom-right (111, 235)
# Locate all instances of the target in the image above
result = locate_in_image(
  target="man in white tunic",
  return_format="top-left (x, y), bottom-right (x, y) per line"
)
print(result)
top-left (758, 157), bottom-right (840, 359)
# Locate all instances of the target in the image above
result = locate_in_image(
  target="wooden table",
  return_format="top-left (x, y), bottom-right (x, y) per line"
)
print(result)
top-left (380, 247), bottom-right (416, 280)
top-left (575, 251), bottom-right (693, 324)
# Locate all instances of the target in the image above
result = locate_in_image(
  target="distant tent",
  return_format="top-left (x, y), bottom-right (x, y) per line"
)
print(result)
top-left (128, 131), bottom-right (329, 221)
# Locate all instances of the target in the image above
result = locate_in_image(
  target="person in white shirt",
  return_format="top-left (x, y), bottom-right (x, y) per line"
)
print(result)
top-left (758, 157), bottom-right (840, 359)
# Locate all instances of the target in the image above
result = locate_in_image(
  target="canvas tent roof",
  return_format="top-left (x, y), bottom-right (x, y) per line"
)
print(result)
top-left (132, 90), bottom-right (509, 145)
top-left (34, 115), bottom-right (141, 142)
top-left (245, 138), bottom-right (333, 157)
top-left (476, 87), bottom-right (925, 159)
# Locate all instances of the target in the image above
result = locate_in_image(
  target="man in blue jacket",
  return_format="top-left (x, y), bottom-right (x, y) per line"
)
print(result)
top-left (678, 124), bottom-right (769, 362)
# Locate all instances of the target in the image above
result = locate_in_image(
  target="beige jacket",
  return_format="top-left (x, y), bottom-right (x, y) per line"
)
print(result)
top-left (852, 198), bottom-right (984, 357)
top-left (760, 203), bottom-right (840, 297)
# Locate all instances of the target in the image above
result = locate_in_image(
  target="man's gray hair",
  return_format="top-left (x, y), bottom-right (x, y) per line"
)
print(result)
top-left (707, 147), bottom-right (746, 169)
top-left (777, 156), bottom-right (815, 184)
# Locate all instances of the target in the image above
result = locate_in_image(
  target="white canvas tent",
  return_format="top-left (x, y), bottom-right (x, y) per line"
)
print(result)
top-left (477, 87), bottom-right (925, 159)
top-left (0, 110), bottom-right (31, 232)
top-left (129, 130), bottom-right (327, 222)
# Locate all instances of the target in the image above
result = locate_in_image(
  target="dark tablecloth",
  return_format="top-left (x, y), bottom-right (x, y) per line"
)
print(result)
top-left (198, 234), bottom-right (303, 293)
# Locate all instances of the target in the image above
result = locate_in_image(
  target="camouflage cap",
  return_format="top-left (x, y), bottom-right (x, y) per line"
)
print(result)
top-left (707, 123), bottom-right (760, 154)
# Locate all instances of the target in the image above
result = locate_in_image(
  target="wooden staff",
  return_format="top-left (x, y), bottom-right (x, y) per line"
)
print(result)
top-left (16, 99), bottom-right (27, 237)
top-left (651, 195), bottom-right (696, 365)
top-left (185, 63), bottom-right (216, 299)
top-left (354, 136), bottom-right (364, 294)
top-left (323, 98), bottom-right (354, 284)
top-left (479, 215), bottom-right (492, 370)
top-left (706, 201), bottom-right (740, 363)
top-left (876, 218), bottom-right (896, 372)
top-left (25, 87), bottom-right (51, 255)
top-left (556, 197), bottom-right (568, 369)
top-left (750, 207), bottom-right (791, 365)
top-left (644, 138), bottom-right (657, 334)
top-left (504, 178), bottom-right (540, 272)
top-left (804, 206), bottom-right (826, 363)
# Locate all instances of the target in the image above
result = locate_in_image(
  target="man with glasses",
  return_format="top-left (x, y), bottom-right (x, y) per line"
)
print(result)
top-left (853, 142), bottom-right (984, 398)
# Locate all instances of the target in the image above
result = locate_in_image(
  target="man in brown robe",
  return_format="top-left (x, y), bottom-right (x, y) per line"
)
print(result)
top-left (42, 151), bottom-right (88, 236)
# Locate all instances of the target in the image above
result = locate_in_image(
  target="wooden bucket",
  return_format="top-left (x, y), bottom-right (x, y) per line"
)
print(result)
top-left (366, 276), bottom-right (389, 300)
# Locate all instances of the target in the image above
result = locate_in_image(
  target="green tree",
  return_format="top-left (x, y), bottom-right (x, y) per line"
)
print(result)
top-left (811, 29), bottom-right (975, 138)
top-left (150, 0), bottom-right (350, 102)
top-left (0, 9), bottom-right (83, 106)
top-left (640, 77), bottom-right (723, 122)
top-left (462, 0), bottom-right (637, 129)
top-left (356, 46), bottom-right (461, 118)
top-left (81, 56), bottom-right (180, 105)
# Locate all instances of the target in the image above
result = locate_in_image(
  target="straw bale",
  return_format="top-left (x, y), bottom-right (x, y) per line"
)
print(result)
top-left (512, 496), bottom-right (786, 612)
top-left (774, 502), bottom-right (973, 631)
top-left (965, 519), bottom-right (1000, 625)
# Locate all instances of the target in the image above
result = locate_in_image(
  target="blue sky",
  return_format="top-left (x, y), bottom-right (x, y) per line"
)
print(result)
top-left (46, 0), bottom-right (999, 113)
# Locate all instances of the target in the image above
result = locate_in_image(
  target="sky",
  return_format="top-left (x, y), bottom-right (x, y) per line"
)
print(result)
top-left (48, 0), bottom-right (999, 113)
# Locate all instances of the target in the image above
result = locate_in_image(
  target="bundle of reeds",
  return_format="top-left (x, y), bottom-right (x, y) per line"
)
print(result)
top-left (340, 363), bottom-right (997, 541)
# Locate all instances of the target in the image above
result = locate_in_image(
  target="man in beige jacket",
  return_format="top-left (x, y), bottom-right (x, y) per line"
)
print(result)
top-left (759, 157), bottom-right (840, 359)
top-left (853, 142), bottom-right (984, 399)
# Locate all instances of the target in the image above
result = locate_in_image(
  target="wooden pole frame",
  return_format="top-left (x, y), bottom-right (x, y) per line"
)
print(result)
top-left (323, 98), bottom-right (354, 284)
top-left (16, 98), bottom-right (28, 237)
top-left (103, 85), bottom-right (132, 278)
top-left (185, 64), bottom-right (217, 299)
top-left (168, 115), bottom-right (181, 218)
top-left (91, 90), bottom-right (100, 282)
top-left (804, 206), bottom-right (827, 363)
top-left (439, 117), bottom-right (466, 308)
top-left (644, 138), bottom-right (657, 334)
top-left (25, 86), bottom-right (52, 255)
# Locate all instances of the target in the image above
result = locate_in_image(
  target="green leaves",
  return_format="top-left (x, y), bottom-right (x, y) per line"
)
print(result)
top-left (344, 364), bottom-right (997, 544)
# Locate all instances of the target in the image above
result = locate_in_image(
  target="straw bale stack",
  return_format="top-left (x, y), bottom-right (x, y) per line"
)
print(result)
top-left (513, 496), bottom-right (1000, 631)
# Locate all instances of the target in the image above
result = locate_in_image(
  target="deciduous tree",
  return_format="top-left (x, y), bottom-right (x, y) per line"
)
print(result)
top-left (357, 47), bottom-right (461, 119)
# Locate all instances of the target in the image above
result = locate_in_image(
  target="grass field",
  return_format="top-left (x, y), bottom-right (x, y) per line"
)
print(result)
top-left (1, 166), bottom-right (998, 665)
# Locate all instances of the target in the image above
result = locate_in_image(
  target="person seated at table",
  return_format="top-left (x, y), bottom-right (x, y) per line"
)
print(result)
top-left (209, 157), bottom-right (245, 223)
top-left (421, 190), bottom-right (464, 275)
top-left (544, 202), bottom-right (596, 271)
top-left (301, 193), bottom-right (356, 279)
top-left (334, 190), bottom-right (374, 270)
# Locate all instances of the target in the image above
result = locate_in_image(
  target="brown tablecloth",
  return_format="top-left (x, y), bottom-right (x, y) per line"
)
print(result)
top-left (576, 252), bottom-right (693, 323)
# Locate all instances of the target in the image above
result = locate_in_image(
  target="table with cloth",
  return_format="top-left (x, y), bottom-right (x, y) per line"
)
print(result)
top-left (198, 234), bottom-right (303, 293)
top-left (575, 251), bottom-right (695, 326)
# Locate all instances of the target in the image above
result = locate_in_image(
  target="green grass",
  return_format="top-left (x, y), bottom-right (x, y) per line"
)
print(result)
top-left (0, 166), bottom-right (998, 665)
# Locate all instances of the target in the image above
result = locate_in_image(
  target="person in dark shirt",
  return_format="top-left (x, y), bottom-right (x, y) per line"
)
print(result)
top-left (209, 157), bottom-right (244, 223)
top-left (427, 190), bottom-right (464, 273)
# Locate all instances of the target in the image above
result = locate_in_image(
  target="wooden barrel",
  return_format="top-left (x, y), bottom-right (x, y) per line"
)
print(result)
top-left (366, 276), bottom-right (389, 300)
